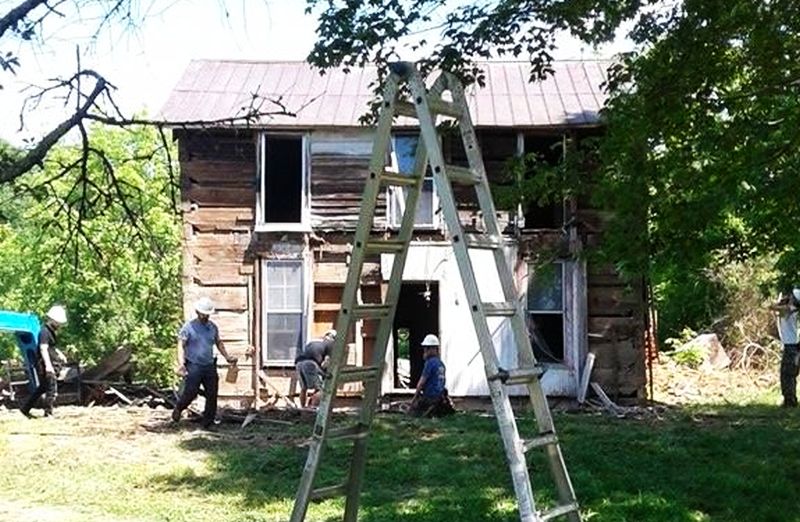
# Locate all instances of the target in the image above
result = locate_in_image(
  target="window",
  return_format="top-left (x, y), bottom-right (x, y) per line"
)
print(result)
top-left (527, 262), bottom-right (565, 363)
top-left (387, 134), bottom-right (438, 228)
top-left (257, 134), bottom-right (309, 230)
top-left (522, 135), bottom-right (565, 229)
top-left (263, 260), bottom-right (304, 364)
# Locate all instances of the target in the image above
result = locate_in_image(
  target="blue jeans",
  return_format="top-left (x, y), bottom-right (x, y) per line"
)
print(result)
top-left (175, 361), bottom-right (218, 425)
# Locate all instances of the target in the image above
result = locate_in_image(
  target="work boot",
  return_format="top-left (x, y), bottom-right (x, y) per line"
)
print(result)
top-left (19, 408), bottom-right (33, 419)
top-left (43, 409), bottom-right (53, 417)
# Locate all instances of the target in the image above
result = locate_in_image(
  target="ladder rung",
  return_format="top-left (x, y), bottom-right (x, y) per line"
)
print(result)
top-left (394, 101), bottom-right (417, 118)
top-left (364, 239), bottom-right (406, 254)
top-left (395, 98), bottom-right (463, 119)
top-left (381, 171), bottom-right (418, 187)
top-left (338, 365), bottom-right (381, 383)
top-left (540, 502), bottom-right (580, 521)
top-left (488, 367), bottom-right (544, 385)
top-left (482, 302), bottom-right (517, 316)
top-left (310, 483), bottom-right (348, 501)
top-left (352, 304), bottom-right (392, 319)
top-left (445, 164), bottom-right (481, 185)
top-left (463, 233), bottom-right (504, 250)
top-left (522, 432), bottom-right (558, 452)
top-left (325, 423), bottom-right (371, 442)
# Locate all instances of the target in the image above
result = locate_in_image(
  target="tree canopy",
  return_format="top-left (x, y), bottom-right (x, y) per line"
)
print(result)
top-left (0, 124), bottom-right (181, 383)
top-left (309, 0), bottom-right (800, 335)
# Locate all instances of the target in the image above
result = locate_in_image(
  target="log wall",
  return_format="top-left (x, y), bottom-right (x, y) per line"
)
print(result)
top-left (177, 130), bottom-right (258, 406)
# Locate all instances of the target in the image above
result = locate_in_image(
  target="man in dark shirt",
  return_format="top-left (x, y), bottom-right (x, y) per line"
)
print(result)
top-left (295, 329), bottom-right (336, 408)
top-left (410, 334), bottom-right (454, 417)
top-left (20, 305), bottom-right (68, 418)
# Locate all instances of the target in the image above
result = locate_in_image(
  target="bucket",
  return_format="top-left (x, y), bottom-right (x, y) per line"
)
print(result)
top-left (225, 359), bottom-right (239, 383)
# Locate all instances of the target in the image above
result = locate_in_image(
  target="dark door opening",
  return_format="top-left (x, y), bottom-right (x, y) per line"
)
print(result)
top-left (393, 282), bottom-right (439, 389)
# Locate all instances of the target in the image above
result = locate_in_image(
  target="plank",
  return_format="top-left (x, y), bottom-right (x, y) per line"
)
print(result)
top-left (185, 184), bottom-right (254, 207)
top-left (194, 263), bottom-right (251, 285)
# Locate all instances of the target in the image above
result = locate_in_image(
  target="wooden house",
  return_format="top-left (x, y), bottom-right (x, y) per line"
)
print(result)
top-left (161, 60), bottom-right (646, 407)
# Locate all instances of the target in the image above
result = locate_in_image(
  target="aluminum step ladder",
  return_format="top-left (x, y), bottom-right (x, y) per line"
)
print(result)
top-left (290, 61), bottom-right (581, 522)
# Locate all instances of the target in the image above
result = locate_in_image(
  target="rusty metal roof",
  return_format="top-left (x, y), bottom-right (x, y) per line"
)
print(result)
top-left (161, 59), bottom-right (610, 128)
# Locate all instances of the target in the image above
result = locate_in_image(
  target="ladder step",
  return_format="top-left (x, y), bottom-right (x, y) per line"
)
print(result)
top-left (395, 98), bottom-right (462, 119)
top-left (364, 239), bottom-right (406, 254)
top-left (487, 367), bottom-right (544, 385)
top-left (463, 233), bottom-right (504, 250)
top-left (381, 171), bottom-right (418, 187)
top-left (352, 304), bottom-right (392, 319)
top-left (324, 423), bottom-right (371, 442)
top-left (338, 365), bottom-right (381, 383)
top-left (310, 483), bottom-right (348, 501)
top-left (540, 502), bottom-right (580, 521)
top-left (522, 432), bottom-right (558, 452)
top-left (482, 302), bottom-right (517, 316)
top-left (445, 164), bottom-right (481, 185)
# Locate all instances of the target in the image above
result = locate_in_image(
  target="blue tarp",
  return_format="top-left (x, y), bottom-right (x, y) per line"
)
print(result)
top-left (0, 311), bottom-right (40, 353)
top-left (0, 311), bottom-right (41, 392)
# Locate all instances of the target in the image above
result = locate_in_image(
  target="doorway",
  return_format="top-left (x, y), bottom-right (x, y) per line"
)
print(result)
top-left (393, 282), bottom-right (439, 389)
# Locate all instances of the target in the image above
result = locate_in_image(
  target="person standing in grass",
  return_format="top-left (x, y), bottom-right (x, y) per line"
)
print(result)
top-left (20, 305), bottom-right (68, 418)
top-left (172, 297), bottom-right (237, 428)
top-left (770, 287), bottom-right (800, 408)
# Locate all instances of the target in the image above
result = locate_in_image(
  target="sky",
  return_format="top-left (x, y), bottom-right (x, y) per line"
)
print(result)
top-left (0, 0), bottom-right (631, 145)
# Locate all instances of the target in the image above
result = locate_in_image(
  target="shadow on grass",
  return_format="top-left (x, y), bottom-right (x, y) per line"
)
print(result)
top-left (149, 402), bottom-right (800, 521)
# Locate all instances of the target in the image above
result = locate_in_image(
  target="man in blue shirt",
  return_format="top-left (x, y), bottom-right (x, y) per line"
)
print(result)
top-left (172, 297), bottom-right (237, 428)
top-left (410, 334), bottom-right (454, 417)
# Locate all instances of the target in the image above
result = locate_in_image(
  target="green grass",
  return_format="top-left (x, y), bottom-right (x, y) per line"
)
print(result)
top-left (1, 399), bottom-right (799, 521)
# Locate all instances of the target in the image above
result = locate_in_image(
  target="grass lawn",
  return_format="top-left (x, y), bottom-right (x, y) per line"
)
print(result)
top-left (1, 395), bottom-right (799, 522)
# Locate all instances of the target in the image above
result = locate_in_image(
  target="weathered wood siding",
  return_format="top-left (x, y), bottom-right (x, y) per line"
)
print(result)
top-left (310, 130), bottom-right (387, 231)
top-left (177, 129), bottom-right (258, 405)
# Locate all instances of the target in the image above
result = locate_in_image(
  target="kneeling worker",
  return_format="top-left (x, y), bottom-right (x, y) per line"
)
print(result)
top-left (172, 297), bottom-right (237, 428)
top-left (410, 334), bottom-right (454, 417)
top-left (295, 329), bottom-right (337, 408)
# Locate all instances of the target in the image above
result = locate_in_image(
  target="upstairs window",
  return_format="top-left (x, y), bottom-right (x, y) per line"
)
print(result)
top-left (387, 133), bottom-right (438, 228)
top-left (257, 134), bottom-right (309, 231)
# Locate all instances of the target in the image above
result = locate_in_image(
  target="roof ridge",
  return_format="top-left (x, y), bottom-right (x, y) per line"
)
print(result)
top-left (188, 58), bottom-right (613, 66)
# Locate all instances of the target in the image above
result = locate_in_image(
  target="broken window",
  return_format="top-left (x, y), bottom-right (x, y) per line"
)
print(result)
top-left (257, 134), bottom-right (308, 229)
top-left (263, 260), bottom-right (304, 364)
top-left (527, 262), bottom-right (565, 363)
top-left (522, 135), bottom-right (565, 229)
top-left (387, 133), bottom-right (438, 228)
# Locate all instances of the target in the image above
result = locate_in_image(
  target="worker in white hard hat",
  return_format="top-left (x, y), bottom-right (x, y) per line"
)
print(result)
top-left (410, 333), bottom-right (455, 417)
top-left (172, 297), bottom-right (237, 428)
top-left (294, 328), bottom-right (337, 408)
top-left (770, 287), bottom-right (800, 408)
top-left (20, 305), bottom-right (68, 418)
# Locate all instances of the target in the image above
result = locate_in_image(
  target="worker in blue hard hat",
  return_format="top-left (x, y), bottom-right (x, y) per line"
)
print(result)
top-left (20, 305), bottom-right (68, 418)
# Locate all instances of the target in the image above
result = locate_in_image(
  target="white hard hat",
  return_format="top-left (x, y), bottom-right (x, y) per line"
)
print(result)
top-left (195, 297), bottom-right (215, 315)
top-left (324, 329), bottom-right (337, 339)
top-left (46, 305), bottom-right (68, 326)
top-left (421, 334), bottom-right (440, 347)
top-left (793, 288), bottom-right (800, 302)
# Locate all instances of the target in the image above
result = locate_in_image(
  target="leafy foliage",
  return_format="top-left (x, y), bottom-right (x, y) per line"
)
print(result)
top-left (308, 0), bottom-right (800, 341)
top-left (0, 125), bottom-right (181, 384)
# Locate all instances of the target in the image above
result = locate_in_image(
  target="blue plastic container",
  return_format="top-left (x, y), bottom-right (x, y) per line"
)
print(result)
top-left (0, 311), bottom-right (42, 392)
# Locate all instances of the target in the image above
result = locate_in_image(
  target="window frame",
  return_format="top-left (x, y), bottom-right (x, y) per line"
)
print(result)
top-left (261, 259), bottom-right (307, 366)
top-left (526, 261), bottom-right (566, 363)
top-left (386, 132), bottom-right (440, 230)
top-left (255, 132), bottom-right (311, 232)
